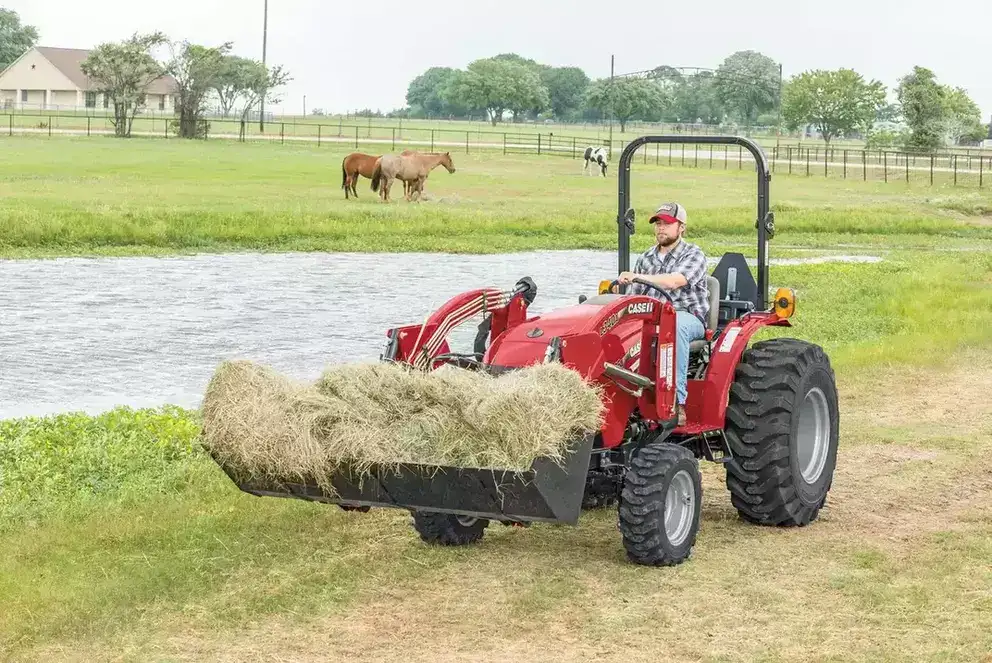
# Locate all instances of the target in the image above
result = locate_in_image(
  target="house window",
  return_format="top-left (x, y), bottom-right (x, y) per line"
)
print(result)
top-left (158, 95), bottom-right (165, 110)
top-left (20, 90), bottom-right (27, 102)
top-left (103, 94), bottom-right (109, 108)
top-left (85, 92), bottom-right (96, 108)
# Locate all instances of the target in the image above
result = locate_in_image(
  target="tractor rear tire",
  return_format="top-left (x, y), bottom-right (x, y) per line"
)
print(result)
top-left (412, 511), bottom-right (489, 546)
top-left (724, 338), bottom-right (839, 527)
top-left (618, 442), bottom-right (702, 566)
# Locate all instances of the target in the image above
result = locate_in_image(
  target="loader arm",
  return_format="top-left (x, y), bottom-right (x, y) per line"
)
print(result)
top-left (382, 285), bottom-right (531, 370)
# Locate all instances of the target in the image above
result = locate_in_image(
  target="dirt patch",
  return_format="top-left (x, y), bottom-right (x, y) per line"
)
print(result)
top-left (839, 351), bottom-right (992, 435)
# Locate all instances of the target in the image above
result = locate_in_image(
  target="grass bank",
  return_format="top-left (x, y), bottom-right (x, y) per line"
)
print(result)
top-left (3, 247), bottom-right (991, 660)
top-left (2, 136), bottom-right (991, 259)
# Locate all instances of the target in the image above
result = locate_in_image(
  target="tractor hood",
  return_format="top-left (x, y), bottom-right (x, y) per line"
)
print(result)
top-left (484, 294), bottom-right (653, 373)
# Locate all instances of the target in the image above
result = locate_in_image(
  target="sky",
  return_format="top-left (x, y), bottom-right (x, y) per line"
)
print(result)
top-left (10, 0), bottom-right (992, 122)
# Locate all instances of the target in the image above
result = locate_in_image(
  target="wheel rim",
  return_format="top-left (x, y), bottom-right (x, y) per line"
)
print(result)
top-left (455, 515), bottom-right (478, 528)
top-left (664, 470), bottom-right (695, 547)
top-left (797, 386), bottom-right (831, 484)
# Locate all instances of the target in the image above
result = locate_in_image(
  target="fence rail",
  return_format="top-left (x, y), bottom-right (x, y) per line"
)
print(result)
top-left (2, 112), bottom-right (987, 189)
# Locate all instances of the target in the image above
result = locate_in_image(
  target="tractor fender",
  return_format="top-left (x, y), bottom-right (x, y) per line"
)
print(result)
top-left (694, 312), bottom-right (792, 431)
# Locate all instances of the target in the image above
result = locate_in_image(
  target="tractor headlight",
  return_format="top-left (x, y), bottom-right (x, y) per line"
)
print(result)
top-left (773, 288), bottom-right (796, 318)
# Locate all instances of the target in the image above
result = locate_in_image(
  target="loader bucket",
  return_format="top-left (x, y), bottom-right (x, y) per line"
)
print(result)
top-left (211, 433), bottom-right (595, 525)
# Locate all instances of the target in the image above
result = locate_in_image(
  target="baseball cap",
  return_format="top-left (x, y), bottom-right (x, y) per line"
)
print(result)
top-left (649, 202), bottom-right (687, 225)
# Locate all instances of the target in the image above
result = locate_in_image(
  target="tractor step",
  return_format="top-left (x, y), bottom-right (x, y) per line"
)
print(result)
top-left (212, 434), bottom-right (595, 526)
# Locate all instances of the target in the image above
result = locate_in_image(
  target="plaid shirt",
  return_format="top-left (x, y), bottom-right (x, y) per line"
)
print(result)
top-left (629, 239), bottom-right (710, 324)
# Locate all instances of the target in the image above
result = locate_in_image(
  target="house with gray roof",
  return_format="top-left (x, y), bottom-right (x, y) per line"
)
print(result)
top-left (0, 46), bottom-right (177, 112)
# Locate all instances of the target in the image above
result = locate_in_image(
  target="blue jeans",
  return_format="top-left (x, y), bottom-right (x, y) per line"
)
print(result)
top-left (675, 311), bottom-right (706, 405)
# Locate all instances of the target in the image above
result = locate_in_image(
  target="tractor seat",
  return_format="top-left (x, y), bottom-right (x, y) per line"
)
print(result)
top-left (689, 276), bottom-right (721, 354)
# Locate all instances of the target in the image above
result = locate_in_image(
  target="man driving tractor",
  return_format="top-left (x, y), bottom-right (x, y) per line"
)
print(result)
top-left (614, 202), bottom-right (709, 426)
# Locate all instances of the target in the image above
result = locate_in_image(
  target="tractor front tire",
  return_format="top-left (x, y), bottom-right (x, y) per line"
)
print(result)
top-left (724, 338), bottom-right (839, 526)
top-left (412, 511), bottom-right (489, 546)
top-left (618, 442), bottom-right (702, 566)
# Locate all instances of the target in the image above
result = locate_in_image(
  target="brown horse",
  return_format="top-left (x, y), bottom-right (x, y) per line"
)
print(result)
top-left (341, 152), bottom-right (381, 199)
top-left (371, 151), bottom-right (455, 202)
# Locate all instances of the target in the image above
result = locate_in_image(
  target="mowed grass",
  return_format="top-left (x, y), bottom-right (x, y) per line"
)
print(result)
top-left (1, 134), bottom-right (992, 259)
top-left (3, 244), bottom-right (992, 661)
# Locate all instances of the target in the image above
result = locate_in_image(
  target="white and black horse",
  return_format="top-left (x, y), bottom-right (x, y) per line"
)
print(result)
top-left (582, 146), bottom-right (609, 177)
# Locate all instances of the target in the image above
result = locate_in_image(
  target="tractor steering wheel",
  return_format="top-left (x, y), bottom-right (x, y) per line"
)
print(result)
top-left (612, 277), bottom-right (674, 305)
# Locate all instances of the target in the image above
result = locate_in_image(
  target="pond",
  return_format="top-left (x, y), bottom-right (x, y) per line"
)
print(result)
top-left (0, 250), bottom-right (880, 419)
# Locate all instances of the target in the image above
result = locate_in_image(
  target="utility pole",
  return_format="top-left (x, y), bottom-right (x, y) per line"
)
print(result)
top-left (260, 0), bottom-right (268, 133)
top-left (608, 54), bottom-right (614, 156)
top-left (303, 94), bottom-right (306, 117)
top-left (776, 62), bottom-right (783, 146)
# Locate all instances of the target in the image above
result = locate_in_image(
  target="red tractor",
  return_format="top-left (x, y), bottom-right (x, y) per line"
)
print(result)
top-left (215, 135), bottom-right (840, 567)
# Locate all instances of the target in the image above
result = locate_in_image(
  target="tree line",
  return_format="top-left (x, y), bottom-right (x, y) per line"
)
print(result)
top-left (400, 50), bottom-right (989, 150)
top-left (0, 8), bottom-right (290, 139)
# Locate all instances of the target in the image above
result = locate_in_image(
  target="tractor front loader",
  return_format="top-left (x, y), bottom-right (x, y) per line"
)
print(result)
top-left (211, 136), bottom-right (840, 567)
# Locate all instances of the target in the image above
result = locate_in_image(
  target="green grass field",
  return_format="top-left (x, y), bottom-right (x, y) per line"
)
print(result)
top-left (1, 135), bottom-right (991, 260)
top-left (2, 134), bottom-right (992, 661)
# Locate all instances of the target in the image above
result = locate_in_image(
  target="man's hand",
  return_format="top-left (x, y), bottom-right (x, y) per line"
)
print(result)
top-left (617, 272), bottom-right (688, 290)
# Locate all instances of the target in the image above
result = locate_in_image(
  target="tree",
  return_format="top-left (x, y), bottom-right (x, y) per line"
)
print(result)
top-left (0, 8), bottom-right (39, 71)
top-left (584, 77), bottom-right (662, 132)
top-left (540, 66), bottom-right (589, 120)
top-left (942, 86), bottom-right (985, 145)
top-left (713, 50), bottom-right (780, 130)
top-left (781, 69), bottom-right (886, 144)
top-left (445, 58), bottom-right (548, 125)
top-left (213, 55), bottom-right (263, 117)
top-left (166, 41), bottom-right (231, 138)
top-left (406, 67), bottom-right (461, 117)
top-left (897, 66), bottom-right (948, 152)
top-left (236, 62), bottom-right (291, 125)
top-left (671, 71), bottom-right (724, 124)
top-left (80, 32), bottom-right (167, 137)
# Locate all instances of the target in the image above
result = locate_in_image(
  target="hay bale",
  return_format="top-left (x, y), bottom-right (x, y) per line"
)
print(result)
top-left (200, 358), bottom-right (605, 488)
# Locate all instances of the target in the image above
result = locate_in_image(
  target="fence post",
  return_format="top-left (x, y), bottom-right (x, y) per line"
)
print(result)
top-left (883, 151), bottom-right (887, 182)
top-left (87, 116), bottom-right (90, 136)
top-left (930, 155), bottom-right (934, 185)
top-left (738, 146), bottom-right (742, 169)
top-left (681, 144), bottom-right (685, 166)
top-left (317, 124), bottom-right (321, 147)
top-left (980, 156), bottom-right (984, 188)
top-left (504, 133), bottom-right (508, 156)
top-left (281, 122), bottom-right (285, 144)
top-left (354, 125), bottom-right (358, 148)
top-left (724, 145), bottom-right (728, 169)
top-left (537, 133), bottom-right (541, 155)
top-left (466, 131), bottom-right (469, 154)
top-left (862, 150), bottom-right (867, 181)
top-left (431, 129), bottom-right (435, 152)
top-left (843, 150), bottom-right (847, 178)
top-left (656, 142), bottom-right (659, 165)
top-left (806, 149), bottom-right (810, 176)
top-left (709, 144), bottom-right (713, 168)
top-left (954, 155), bottom-right (957, 185)
top-left (824, 148), bottom-right (828, 178)
top-left (788, 147), bottom-right (792, 174)
top-left (905, 155), bottom-right (909, 184)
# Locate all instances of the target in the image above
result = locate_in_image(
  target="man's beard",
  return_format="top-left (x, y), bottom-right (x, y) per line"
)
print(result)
top-left (657, 234), bottom-right (680, 247)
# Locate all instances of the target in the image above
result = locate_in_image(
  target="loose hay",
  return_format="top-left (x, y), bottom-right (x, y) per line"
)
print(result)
top-left (200, 359), bottom-right (605, 489)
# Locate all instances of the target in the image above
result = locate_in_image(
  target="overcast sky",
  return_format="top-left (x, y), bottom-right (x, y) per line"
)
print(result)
top-left (11, 0), bottom-right (992, 121)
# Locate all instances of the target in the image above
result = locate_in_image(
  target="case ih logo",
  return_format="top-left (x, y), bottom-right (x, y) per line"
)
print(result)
top-left (599, 301), bottom-right (656, 335)
top-left (626, 301), bottom-right (654, 315)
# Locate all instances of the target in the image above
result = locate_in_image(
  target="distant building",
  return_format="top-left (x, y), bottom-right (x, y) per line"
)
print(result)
top-left (0, 46), bottom-right (177, 112)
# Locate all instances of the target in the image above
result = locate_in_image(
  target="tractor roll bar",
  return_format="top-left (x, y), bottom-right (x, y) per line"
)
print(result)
top-left (616, 135), bottom-right (773, 311)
